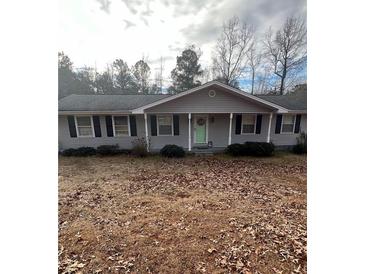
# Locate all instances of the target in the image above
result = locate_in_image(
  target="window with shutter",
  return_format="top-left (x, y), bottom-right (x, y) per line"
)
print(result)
top-left (241, 114), bottom-right (256, 134)
top-left (113, 116), bottom-right (130, 136)
top-left (75, 116), bottom-right (94, 137)
top-left (157, 115), bottom-right (173, 136)
top-left (281, 114), bottom-right (296, 133)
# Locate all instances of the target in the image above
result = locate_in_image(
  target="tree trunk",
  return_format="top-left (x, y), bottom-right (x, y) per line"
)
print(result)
top-left (251, 69), bottom-right (255, 95)
top-left (279, 60), bottom-right (287, 95)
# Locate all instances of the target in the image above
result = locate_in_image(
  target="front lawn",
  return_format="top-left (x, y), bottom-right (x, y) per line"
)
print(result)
top-left (59, 154), bottom-right (307, 273)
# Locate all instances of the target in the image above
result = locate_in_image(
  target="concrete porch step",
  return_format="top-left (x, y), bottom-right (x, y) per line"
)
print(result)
top-left (191, 147), bottom-right (215, 155)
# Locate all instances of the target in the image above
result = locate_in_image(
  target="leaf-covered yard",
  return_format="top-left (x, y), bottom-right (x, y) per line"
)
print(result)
top-left (59, 154), bottom-right (307, 274)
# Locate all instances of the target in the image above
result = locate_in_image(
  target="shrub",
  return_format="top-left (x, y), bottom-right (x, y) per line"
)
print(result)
top-left (62, 148), bottom-right (77, 156)
top-left (225, 143), bottom-right (245, 157)
top-left (244, 142), bottom-right (275, 157)
top-left (96, 145), bottom-right (120, 156)
top-left (160, 144), bottom-right (186, 158)
top-left (62, 147), bottom-right (96, 156)
top-left (293, 143), bottom-right (306, 154)
top-left (293, 132), bottom-right (307, 154)
top-left (225, 142), bottom-right (275, 157)
top-left (131, 137), bottom-right (149, 157)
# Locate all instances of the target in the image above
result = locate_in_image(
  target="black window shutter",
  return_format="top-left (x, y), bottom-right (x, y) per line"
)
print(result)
top-left (67, 116), bottom-right (77, 138)
top-left (150, 115), bottom-right (157, 136)
top-left (255, 114), bottom-right (262, 134)
top-left (105, 116), bottom-right (114, 137)
top-left (129, 115), bottom-right (137, 136)
top-left (294, 114), bottom-right (302, 133)
top-left (235, 114), bottom-right (242, 134)
top-left (275, 114), bottom-right (283, 134)
top-left (92, 116), bottom-right (102, 137)
top-left (173, 115), bottom-right (179, 136)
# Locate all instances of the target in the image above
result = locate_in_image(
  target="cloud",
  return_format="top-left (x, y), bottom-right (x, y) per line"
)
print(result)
top-left (123, 19), bottom-right (136, 29)
top-left (120, 0), bottom-right (139, 14)
top-left (140, 16), bottom-right (149, 26)
top-left (167, 0), bottom-right (221, 17)
top-left (149, 56), bottom-right (174, 65)
top-left (179, 0), bottom-right (307, 47)
top-left (61, 0), bottom-right (306, 84)
top-left (96, 0), bottom-right (111, 14)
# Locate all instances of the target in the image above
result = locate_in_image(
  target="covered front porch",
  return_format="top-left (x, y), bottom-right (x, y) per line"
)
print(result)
top-left (142, 112), bottom-right (274, 152)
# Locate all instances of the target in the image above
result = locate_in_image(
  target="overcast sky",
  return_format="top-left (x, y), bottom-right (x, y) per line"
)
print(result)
top-left (59, 0), bottom-right (306, 83)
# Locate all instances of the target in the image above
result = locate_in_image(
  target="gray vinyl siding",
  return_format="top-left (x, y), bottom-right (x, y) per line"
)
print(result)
top-left (58, 115), bottom-right (145, 150)
top-left (270, 114), bottom-right (307, 146)
top-left (146, 87), bottom-right (273, 113)
top-left (207, 114), bottom-right (230, 147)
top-left (231, 114), bottom-right (270, 144)
top-left (149, 113), bottom-right (236, 149)
top-left (232, 114), bottom-right (307, 146)
top-left (149, 114), bottom-right (189, 150)
top-left (59, 113), bottom-right (307, 150)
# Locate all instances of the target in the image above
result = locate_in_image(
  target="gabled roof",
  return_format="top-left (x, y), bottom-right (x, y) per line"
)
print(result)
top-left (131, 81), bottom-right (288, 113)
top-left (256, 90), bottom-right (307, 111)
top-left (58, 81), bottom-right (306, 114)
top-left (58, 94), bottom-right (170, 113)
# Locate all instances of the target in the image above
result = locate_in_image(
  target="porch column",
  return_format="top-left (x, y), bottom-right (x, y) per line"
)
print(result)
top-left (267, 113), bottom-right (273, 143)
top-left (228, 113), bottom-right (233, 145)
top-left (144, 113), bottom-right (149, 152)
top-left (188, 113), bottom-right (191, 151)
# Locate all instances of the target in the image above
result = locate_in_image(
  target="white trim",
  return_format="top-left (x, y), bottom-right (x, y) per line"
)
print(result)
top-left (267, 113), bottom-right (273, 143)
top-left (188, 113), bottom-right (191, 151)
top-left (241, 114), bottom-right (257, 135)
top-left (208, 89), bottom-right (216, 97)
top-left (193, 115), bottom-right (209, 144)
top-left (228, 113), bottom-right (233, 145)
top-left (144, 113), bottom-right (149, 152)
top-left (157, 114), bottom-right (174, 136)
top-left (280, 114), bottom-right (297, 134)
top-left (74, 115), bottom-right (95, 138)
top-left (143, 111), bottom-right (274, 114)
top-left (112, 115), bottom-right (130, 137)
top-left (59, 111), bottom-right (131, 115)
top-left (131, 81), bottom-right (289, 114)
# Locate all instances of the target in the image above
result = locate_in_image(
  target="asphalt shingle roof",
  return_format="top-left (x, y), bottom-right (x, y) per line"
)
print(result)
top-left (58, 94), bottom-right (171, 111)
top-left (59, 88), bottom-right (307, 112)
top-left (256, 91), bottom-right (307, 110)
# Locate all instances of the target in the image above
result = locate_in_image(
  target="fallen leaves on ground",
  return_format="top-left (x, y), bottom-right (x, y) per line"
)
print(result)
top-left (59, 154), bottom-right (306, 273)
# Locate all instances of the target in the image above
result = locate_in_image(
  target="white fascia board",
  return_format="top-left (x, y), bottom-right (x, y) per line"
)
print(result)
top-left (286, 110), bottom-right (307, 114)
top-left (58, 110), bottom-right (132, 115)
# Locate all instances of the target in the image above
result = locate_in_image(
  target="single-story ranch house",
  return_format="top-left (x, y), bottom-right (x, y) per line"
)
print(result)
top-left (58, 81), bottom-right (307, 152)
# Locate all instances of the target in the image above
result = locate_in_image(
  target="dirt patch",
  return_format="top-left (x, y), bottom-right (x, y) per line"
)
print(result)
top-left (59, 154), bottom-right (307, 273)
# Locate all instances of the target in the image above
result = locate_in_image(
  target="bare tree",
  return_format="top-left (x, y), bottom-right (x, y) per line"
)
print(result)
top-left (132, 59), bottom-right (151, 94)
top-left (246, 42), bottom-right (262, 94)
top-left (212, 16), bottom-right (253, 86)
top-left (263, 16), bottom-right (307, 95)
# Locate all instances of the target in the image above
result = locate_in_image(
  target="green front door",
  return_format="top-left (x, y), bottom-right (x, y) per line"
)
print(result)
top-left (195, 116), bottom-right (207, 143)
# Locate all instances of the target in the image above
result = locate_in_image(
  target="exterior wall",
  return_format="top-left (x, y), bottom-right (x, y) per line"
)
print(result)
top-left (270, 114), bottom-right (307, 146)
top-left (148, 113), bottom-right (234, 150)
top-left (59, 113), bottom-right (307, 150)
top-left (146, 87), bottom-right (273, 113)
top-left (231, 114), bottom-right (270, 144)
top-left (149, 114), bottom-right (189, 150)
top-left (58, 115), bottom-right (145, 150)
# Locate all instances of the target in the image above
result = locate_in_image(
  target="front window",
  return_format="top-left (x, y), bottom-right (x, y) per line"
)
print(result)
top-left (75, 116), bottom-right (93, 137)
top-left (158, 115), bottom-right (173, 136)
top-left (241, 114), bottom-right (256, 134)
top-left (113, 116), bottom-right (129, 136)
top-left (281, 114), bottom-right (296, 133)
